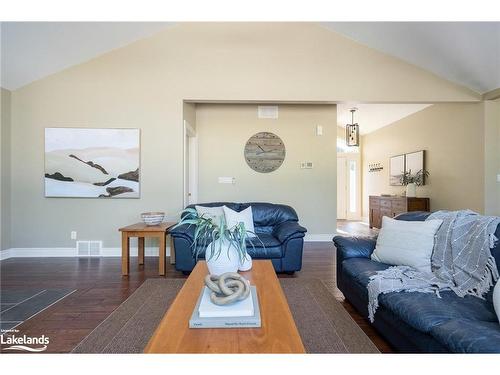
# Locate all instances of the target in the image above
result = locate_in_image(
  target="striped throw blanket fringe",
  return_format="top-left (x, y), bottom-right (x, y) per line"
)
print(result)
top-left (367, 210), bottom-right (500, 323)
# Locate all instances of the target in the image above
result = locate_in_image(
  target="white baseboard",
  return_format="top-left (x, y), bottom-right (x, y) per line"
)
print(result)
top-left (0, 249), bottom-right (13, 261)
top-left (304, 233), bottom-right (336, 242)
top-left (1, 234), bottom-right (333, 260)
top-left (0, 246), bottom-right (171, 261)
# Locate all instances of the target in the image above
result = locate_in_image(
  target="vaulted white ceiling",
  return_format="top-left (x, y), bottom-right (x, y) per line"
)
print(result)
top-left (0, 22), bottom-right (172, 90)
top-left (1, 22), bottom-right (499, 93)
top-left (337, 103), bottom-right (432, 135)
top-left (323, 22), bottom-right (500, 94)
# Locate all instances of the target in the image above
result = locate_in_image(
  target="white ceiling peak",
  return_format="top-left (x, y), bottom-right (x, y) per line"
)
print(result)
top-left (1, 22), bottom-right (173, 90)
top-left (1, 22), bottom-right (499, 93)
top-left (337, 103), bottom-right (432, 135)
top-left (323, 22), bottom-right (500, 94)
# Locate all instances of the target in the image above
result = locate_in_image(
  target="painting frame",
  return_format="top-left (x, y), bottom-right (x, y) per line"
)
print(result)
top-left (405, 150), bottom-right (426, 186)
top-left (389, 154), bottom-right (405, 186)
top-left (44, 127), bottom-right (141, 199)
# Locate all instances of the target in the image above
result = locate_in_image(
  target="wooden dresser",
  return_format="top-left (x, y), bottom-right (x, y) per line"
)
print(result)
top-left (369, 196), bottom-right (430, 229)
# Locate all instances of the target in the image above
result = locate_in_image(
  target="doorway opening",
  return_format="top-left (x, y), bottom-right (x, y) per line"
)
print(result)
top-left (183, 120), bottom-right (198, 207)
top-left (337, 137), bottom-right (361, 221)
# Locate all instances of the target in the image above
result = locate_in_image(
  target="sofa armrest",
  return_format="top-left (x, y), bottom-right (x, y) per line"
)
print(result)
top-left (333, 235), bottom-right (376, 260)
top-left (272, 221), bottom-right (307, 243)
top-left (168, 224), bottom-right (195, 242)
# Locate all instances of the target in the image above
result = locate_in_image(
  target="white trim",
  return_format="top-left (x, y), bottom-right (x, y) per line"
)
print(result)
top-left (0, 249), bottom-right (13, 260)
top-left (304, 234), bottom-right (337, 242)
top-left (0, 236), bottom-right (336, 259)
top-left (183, 119), bottom-right (198, 207)
top-left (0, 246), bottom-right (171, 260)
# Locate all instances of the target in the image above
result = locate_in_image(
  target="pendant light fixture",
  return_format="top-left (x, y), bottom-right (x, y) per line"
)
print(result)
top-left (346, 108), bottom-right (359, 147)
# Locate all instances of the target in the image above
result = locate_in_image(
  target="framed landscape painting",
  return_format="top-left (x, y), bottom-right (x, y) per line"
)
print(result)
top-left (405, 150), bottom-right (426, 184)
top-left (45, 128), bottom-right (140, 198)
top-left (389, 154), bottom-right (405, 186)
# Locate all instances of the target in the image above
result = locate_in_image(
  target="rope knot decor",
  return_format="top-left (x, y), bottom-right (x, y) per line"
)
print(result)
top-left (204, 272), bottom-right (251, 306)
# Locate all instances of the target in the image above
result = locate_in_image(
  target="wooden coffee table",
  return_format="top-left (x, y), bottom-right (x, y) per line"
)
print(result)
top-left (144, 260), bottom-right (305, 353)
top-left (119, 222), bottom-right (176, 276)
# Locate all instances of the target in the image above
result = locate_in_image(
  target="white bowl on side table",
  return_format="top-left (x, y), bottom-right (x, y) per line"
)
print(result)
top-left (141, 212), bottom-right (165, 226)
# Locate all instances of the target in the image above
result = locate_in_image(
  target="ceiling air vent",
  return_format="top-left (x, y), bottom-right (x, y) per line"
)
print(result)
top-left (258, 105), bottom-right (278, 119)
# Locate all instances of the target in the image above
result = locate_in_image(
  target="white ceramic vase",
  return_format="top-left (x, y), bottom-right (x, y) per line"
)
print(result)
top-left (205, 238), bottom-right (241, 276)
top-left (239, 253), bottom-right (253, 272)
top-left (406, 183), bottom-right (417, 197)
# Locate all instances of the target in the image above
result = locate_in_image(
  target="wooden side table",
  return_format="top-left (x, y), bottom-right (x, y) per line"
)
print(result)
top-left (119, 222), bottom-right (176, 276)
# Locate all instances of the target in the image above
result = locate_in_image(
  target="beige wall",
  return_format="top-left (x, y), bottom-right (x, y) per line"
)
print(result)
top-left (196, 104), bottom-right (336, 234)
top-left (484, 98), bottom-right (500, 215)
top-left (8, 23), bottom-right (481, 249)
top-left (362, 103), bottom-right (485, 218)
top-left (1, 88), bottom-right (12, 250)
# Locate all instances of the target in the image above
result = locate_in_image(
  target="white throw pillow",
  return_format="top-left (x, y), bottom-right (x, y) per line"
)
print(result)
top-left (223, 206), bottom-right (257, 237)
top-left (494, 280), bottom-right (500, 325)
top-left (195, 205), bottom-right (224, 225)
top-left (371, 216), bottom-right (443, 273)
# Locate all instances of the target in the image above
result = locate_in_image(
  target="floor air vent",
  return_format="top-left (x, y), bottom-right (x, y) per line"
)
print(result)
top-left (77, 241), bottom-right (102, 257)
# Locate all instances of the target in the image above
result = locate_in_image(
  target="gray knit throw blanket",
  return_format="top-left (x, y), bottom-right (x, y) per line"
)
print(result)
top-left (367, 210), bottom-right (500, 322)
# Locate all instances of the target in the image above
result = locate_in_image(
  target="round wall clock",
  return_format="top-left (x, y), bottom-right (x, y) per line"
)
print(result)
top-left (244, 132), bottom-right (286, 173)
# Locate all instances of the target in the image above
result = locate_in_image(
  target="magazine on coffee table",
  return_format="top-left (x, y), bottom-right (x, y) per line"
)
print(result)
top-left (189, 286), bottom-right (261, 328)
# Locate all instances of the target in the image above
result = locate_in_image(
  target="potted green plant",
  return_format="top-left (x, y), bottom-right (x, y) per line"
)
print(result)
top-left (400, 169), bottom-right (429, 197)
top-left (174, 208), bottom-right (258, 275)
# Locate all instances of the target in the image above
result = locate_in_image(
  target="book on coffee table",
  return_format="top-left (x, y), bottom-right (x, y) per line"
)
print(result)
top-left (189, 286), bottom-right (261, 328)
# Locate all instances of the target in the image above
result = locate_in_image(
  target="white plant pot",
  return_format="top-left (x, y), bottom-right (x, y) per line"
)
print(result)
top-left (406, 183), bottom-right (417, 198)
top-left (205, 238), bottom-right (241, 276)
top-left (239, 253), bottom-right (253, 272)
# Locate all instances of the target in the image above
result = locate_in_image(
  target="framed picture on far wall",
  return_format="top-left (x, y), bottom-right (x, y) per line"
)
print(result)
top-left (389, 154), bottom-right (405, 186)
top-left (44, 128), bottom-right (140, 198)
top-left (405, 150), bottom-right (425, 184)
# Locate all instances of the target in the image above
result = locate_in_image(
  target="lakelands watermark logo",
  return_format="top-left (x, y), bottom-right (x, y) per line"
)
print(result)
top-left (1, 330), bottom-right (49, 352)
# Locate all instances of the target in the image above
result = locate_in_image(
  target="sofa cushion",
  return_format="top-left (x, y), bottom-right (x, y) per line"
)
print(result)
top-left (494, 280), bottom-right (500, 324)
top-left (395, 211), bottom-right (500, 275)
top-left (246, 234), bottom-right (283, 259)
top-left (241, 202), bottom-right (298, 227)
top-left (342, 258), bottom-right (497, 336)
top-left (223, 205), bottom-right (257, 237)
top-left (247, 233), bottom-right (282, 248)
top-left (372, 216), bottom-right (443, 273)
top-left (342, 258), bottom-right (391, 287)
top-left (195, 205), bottom-right (224, 224)
top-left (379, 290), bottom-right (497, 334)
top-left (429, 319), bottom-right (500, 353)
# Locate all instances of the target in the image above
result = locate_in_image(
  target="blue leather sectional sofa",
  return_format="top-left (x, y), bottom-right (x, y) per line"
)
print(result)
top-left (333, 211), bottom-right (500, 353)
top-left (170, 202), bottom-right (307, 273)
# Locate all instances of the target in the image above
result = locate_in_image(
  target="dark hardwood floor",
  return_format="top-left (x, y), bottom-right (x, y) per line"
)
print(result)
top-left (0, 221), bottom-right (391, 354)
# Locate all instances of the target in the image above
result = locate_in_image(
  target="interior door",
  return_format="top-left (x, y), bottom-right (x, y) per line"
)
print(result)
top-left (337, 157), bottom-right (347, 219)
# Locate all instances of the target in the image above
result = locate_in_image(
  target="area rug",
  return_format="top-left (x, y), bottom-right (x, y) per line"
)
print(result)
top-left (72, 278), bottom-right (378, 354)
top-left (0, 289), bottom-right (77, 331)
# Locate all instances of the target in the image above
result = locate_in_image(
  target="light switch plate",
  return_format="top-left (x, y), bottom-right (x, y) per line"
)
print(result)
top-left (316, 125), bottom-right (323, 136)
top-left (218, 177), bottom-right (235, 184)
top-left (497, 174), bottom-right (500, 183)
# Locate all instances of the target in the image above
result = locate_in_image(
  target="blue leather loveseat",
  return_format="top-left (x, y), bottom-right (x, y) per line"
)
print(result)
top-left (333, 211), bottom-right (500, 353)
top-left (170, 202), bottom-right (307, 273)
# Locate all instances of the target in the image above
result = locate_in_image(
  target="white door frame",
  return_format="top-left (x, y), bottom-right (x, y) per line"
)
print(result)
top-left (337, 152), bottom-right (362, 221)
top-left (183, 120), bottom-right (198, 207)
